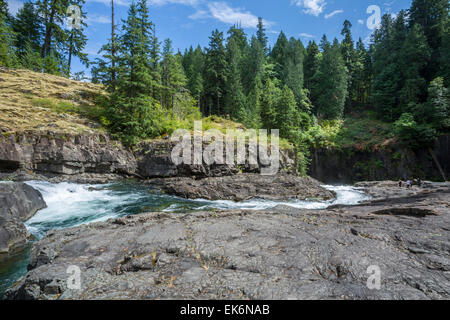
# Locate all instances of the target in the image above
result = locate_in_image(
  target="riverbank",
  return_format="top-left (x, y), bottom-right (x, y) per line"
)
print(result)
top-left (4, 185), bottom-right (449, 300)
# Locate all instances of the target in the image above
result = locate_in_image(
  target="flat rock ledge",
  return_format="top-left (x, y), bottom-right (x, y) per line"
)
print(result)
top-left (0, 182), bottom-right (46, 256)
top-left (5, 188), bottom-right (450, 300)
top-left (148, 174), bottom-right (336, 201)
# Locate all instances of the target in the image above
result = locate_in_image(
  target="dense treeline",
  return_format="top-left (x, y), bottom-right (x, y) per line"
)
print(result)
top-left (1, 0), bottom-right (449, 155)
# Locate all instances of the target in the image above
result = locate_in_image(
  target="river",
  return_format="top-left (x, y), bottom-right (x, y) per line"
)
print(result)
top-left (0, 180), bottom-right (370, 297)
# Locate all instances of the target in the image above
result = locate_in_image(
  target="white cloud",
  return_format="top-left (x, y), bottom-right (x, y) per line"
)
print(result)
top-left (86, 0), bottom-right (130, 6)
top-left (292, 0), bottom-right (326, 17)
top-left (7, 0), bottom-right (23, 15)
top-left (86, 14), bottom-right (111, 26)
top-left (188, 9), bottom-right (209, 20)
top-left (324, 9), bottom-right (343, 19)
top-left (190, 2), bottom-right (272, 29)
top-left (358, 19), bottom-right (364, 25)
top-left (299, 32), bottom-right (315, 38)
top-left (149, 0), bottom-right (200, 6)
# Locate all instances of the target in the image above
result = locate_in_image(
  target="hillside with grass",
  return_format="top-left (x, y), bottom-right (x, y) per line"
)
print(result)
top-left (0, 68), bottom-right (107, 135)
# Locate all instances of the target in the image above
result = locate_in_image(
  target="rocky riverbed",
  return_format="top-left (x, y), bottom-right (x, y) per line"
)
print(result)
top-left (4, 185), bottom-right (449, 300)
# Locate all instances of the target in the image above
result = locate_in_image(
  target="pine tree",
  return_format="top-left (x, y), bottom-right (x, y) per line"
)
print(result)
top-left (203, 29), bottom-right (227, 116)
top-left (161, 39), bottom-right (187, 110)
top-left (12, 2), bottom-right (42, 59)
top-left (183, 45), bottom-right (204, 107)
top-left (426, 77), bottom-right (450, 130)
top-left (224, 35), bottom-right (246, 120)
top-left (260, 78), bottom-right (281, 130)
top-left (285, 37), bottom-right (304, 105)
top-left (340, 20), bottom-right (357, 112)
top-left (399, 24), bottom-right (431, 113)
top-left (353, 38), bottom-right (371, 106)
top-left (313, 37), bottom-right (348, 119)
top-left (91, 0), bottom-right (120, 90)
top-left (256, 17), bottom-right (268, 55)
top-left (65, 0), bottom-right (88, 76)
top-left (303, 41), bottom-right (321, 109)
top-left (36, 0), bottom-right (69, 60)
top-left (409, 0), bottom-right (449, 81)
top-left (440, 19), bottom-right (450, 87)
top-left (107, 0), bottom-right (157, 145)
top-left (371, 12), bottom-right (407, 120)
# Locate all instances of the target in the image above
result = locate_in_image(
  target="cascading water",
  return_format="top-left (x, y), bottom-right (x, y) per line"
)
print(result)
top-left (0, 180), bottom-right (370, 297)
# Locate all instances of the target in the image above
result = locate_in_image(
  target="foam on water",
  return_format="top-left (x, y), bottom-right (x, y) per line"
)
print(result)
top-left (23, 181), bottom-right (370, 239)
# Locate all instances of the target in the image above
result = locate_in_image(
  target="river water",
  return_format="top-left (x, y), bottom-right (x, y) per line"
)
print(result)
top-left (0, 180), bottom-right (370, 297)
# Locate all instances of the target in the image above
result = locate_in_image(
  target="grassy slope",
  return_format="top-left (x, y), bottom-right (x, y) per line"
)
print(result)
top-left (0, 68), bottom-right (105, 135)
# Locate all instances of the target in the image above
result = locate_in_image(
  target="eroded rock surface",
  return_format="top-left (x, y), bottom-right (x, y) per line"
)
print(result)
top-left (0, 183), bottom-right (46, 255)
top-left (355, 180), bottom-right (450, 200)
top-left (5, 188), bottom-right (450, 300)
top-left (149, 174), bottom-right (335, 201)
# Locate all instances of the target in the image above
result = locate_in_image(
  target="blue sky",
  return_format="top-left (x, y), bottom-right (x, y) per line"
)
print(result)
top-left (7, 0), bottom-right (412, 77)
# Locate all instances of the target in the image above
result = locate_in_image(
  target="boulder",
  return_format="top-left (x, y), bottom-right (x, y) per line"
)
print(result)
top-left (0, 182), bottom-right (46, 255)
top-left (149, 174), bottom-right (336, 201)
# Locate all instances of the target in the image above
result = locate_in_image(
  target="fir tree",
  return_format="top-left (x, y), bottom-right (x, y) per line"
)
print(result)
top-left (203, 29), bottom-right (227, 116)
top-left (313, 37), bottom-right (348, 119)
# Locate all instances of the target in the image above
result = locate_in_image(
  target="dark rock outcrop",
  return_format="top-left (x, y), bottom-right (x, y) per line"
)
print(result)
top-left (0, 182), bottom-right (46, 255)
top-left (0, 134), bottom-right (297, 180)
top-left (309, 135), bottom-right (450, 184)
top-left (5, 188), bottom-right (449, 300)
top-left (0, 132), bottom-right (137, 177)
top-left (135, 140), bottom-right (297, 179)
top-left (149, 174), bottom-right (335, 201)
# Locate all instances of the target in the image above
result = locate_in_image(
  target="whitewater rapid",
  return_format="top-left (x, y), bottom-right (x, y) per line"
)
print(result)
top-left (24, 181), bottom-right (371, 239)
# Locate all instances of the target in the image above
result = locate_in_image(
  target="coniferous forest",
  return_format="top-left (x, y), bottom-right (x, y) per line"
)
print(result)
top-left (0, 0), bottom-right (449, 173)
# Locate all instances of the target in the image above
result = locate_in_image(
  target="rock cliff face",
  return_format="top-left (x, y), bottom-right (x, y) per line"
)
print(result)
top-left (309, 135), bottom-right (450, 184)
top-left (0, 133), bottom-right (297, 180)
top-left (0, 182), bottom-right (46, 255)
top-left (5, 188), bottom-right (450, 300)
top-left (135, 140), bottom-right (297, 178)
top-left (0, 132), bottom-right (137, 177)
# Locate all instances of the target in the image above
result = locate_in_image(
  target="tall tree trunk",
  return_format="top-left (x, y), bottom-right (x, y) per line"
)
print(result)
top-left (111, 0), bottom-right (116, 88)
top-left (68, 31), bottom-right (73, 75)
top-left (42, 2), bottom-right (56, 59)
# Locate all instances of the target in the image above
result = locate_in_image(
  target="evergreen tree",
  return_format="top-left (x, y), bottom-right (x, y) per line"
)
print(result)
top-left (12, 2), bottom-right (42, 59)
top-left (65, 0), bottom-right (88, 76)
top-left (161, 38), bottom-right (187, 110)
top-left (285, 37), bottom-right (304, 105)
top-left (371, 12), bottom-right (406, 120)
top-left (313, 37), bottom-right (348, 119)
top-left (409, 0), bottom-right (449, 81)
top-left (256, 17), bottom-right (268, 55)
top-left (303, 41), bottom-right (321, 108)
top-left (21, 41), bottom-right (44, 71)
top-left (36, 0), bottom-right (69, 59)
top-left (340, 20), bottom-right (357, 112)
top-left (399, 24), bottom-right (431, 113)
top-left (353, 38), bottom-right (371, 106)
top-left (426, 77), bottom-right (450, 130)
top-left (107, 0), bottom-right (157, 145)
top-left (91, 0), bottom-right (120, 90)
top-left (224, 35), bottom-right (246, 120)
top-left (260, 78), bottom-right (281, 130)
top-left (183, 45), bottom-right (204, 107)
top-left (203, 29), bottom-right (227, 116)
top-left (440, 19), bottom-right (450, 87)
